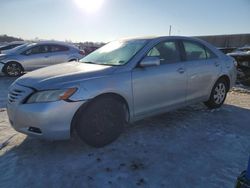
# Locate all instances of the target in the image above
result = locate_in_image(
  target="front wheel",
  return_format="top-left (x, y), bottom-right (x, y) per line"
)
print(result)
top-left (75, 96), bottom-right (127, 147)
top-left (204, 79), bottom-right (228, 109)
top-left (3, 62), bottom-right (23, 77)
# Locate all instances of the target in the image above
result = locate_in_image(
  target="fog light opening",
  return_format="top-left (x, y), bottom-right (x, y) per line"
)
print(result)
top-left (28, 127), bottom-right (42, 134)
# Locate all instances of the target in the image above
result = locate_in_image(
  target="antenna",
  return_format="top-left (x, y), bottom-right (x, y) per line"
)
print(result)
top-left (169, 25), bottom-right (172, 36)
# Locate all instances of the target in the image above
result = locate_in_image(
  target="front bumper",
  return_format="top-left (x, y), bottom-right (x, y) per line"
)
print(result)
top-left (7, 85), bottom-right (85, 140)
top-left (0, 62), bottom-right (5, 75)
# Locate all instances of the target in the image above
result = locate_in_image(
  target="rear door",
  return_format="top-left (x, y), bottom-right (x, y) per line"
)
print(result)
top-left (181, 40), bottom-right (221, 102)
top-left (132, 40), bottom-right (187, 117)
top-left (20, 45), bottom-right (51, 70)
top-left (48, 45), bottom-right (70, 65)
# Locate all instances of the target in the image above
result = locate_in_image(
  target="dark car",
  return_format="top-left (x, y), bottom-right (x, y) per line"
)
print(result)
top-left (218, 47), bottom-right (236, 54)
top-left (227, 46), bottom-right (250, 85)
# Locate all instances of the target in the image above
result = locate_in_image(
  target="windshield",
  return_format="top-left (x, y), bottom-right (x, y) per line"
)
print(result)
top-left (79, 39), bottom-right (147, 66)
top-left (6, 43), bottom-right (34, 54)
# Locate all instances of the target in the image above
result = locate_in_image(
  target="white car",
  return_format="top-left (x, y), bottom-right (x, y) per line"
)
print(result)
top-left (7, 36), bottom-right (237, 147)
top-left (0, 41), bottom-right (85, 76)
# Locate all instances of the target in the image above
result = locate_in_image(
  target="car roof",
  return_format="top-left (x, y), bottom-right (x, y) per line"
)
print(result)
top-left (238, 46), bottom-right (250, 50)
top-left (8, 41), bottom-right (26, 45)
top-left (33, 41), bottom-right (78, 48)
top-left (119, 36), bottom-right (204, 42)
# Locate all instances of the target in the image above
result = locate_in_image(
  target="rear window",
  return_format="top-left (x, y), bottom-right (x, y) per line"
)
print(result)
top-left (205, 47), bottom-right (217, 59)
top-left (183, 41), bottom-right (217, 61)
top-left (23, 45), bottom-right (49, 55)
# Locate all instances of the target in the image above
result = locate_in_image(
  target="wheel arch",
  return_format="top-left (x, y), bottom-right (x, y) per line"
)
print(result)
top-left (70, 92), bottom-right (130, 136)
top-left (218, 74), bottom-right (230, 91)
top-left (3, 61), bottom-right (24, 74)
top-left (68, 59), bottom-right (77, 62)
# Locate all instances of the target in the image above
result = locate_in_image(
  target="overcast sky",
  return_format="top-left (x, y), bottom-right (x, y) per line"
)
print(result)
top-left (1, 0), bottom-right (250, 42)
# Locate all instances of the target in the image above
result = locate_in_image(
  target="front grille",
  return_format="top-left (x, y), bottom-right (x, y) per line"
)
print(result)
top-left (8, 89), bottom-right (25, 103)
top-left (8, 84), bottom-right (34, 104)
top-left (28, 127), bottom-right (42, 134)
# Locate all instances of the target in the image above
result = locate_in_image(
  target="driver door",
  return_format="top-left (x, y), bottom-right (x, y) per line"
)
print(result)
top-left (21, 45), bottom-right (51, 71)
top-left (132, 40), bottom-right (187, 118)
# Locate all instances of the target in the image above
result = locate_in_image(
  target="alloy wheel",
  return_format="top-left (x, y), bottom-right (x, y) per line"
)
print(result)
top-left (6, 63), bottom-right (22, 76)
top-left (213, 83), bottom-right (226, 104)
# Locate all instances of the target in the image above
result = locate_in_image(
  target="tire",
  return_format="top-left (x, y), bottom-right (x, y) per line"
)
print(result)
top-left (75, 96), bottom-right (127, 148)
top-left (204, 78), bottom-right (228, 109)
top-left (68, 59), bottom-right (77, 62)
top-left (3, 62), bottom-right (23, 77)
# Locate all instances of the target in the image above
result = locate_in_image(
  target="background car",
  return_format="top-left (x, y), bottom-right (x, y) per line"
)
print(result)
top-left (7, 36), bottom-right (237, 147)
top-left (217, 47), bottom-right (235, 54)
top-left (227, 46), bottom-right (250, 85)
top-left (0, 41), bottom-right (26, 54)
top-left (0, 41), bottom-right (85, 76)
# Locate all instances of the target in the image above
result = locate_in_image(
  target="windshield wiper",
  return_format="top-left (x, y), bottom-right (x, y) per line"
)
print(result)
top-left (81, 61), bottom-right (121, 66)
top-left (81, 61), bottom-right (96, 64)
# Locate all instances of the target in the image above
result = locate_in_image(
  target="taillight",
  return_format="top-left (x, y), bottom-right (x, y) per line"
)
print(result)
top-left (233, 59), bottom-right (238, 67)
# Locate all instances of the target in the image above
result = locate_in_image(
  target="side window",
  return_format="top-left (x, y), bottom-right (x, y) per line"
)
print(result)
top-left (147, 41), bottom-right (181, 64)
top-left (49, 45), bottom-right (69, 52)
top-left (205, 47), bottom-right (217, 59)
top-left (183, 41), bottom-right (206, 61)
top-left (24, 45), bottom-right (49, 55)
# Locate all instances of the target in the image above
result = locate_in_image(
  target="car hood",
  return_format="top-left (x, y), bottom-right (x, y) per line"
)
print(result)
top-left (15, 62), bottom-right (117, 90)
top-left (228, 51), bottom-right (250, 57)
top-left (0, 54), bottom-right (8, 58)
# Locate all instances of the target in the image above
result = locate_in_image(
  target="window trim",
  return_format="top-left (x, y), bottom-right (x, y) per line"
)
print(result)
top-left (136, 39), bottom-right (184, 68)
top-left (180, 39), bottom-right (218, 61)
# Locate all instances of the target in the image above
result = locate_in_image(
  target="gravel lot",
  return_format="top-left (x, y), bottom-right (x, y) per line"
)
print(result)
top-left (0, 76), bottom-right (250, 188)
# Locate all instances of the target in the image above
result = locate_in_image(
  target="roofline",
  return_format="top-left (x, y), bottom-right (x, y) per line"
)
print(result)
top-left (117, 35), bottom-right (197, 42)
top-left (29, 40), bottom-right (78, 48)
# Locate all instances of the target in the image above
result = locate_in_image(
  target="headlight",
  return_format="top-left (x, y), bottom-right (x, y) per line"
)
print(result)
top-left (233, 59), bottom-right (238, 67)
top-left (26, 88), bottom-right (77, 104)
top-left (0, 56), bottom-right (7, 61)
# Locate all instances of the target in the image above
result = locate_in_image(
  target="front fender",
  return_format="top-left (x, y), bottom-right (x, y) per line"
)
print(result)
top-left (69, 71), bottom-right (134, 120)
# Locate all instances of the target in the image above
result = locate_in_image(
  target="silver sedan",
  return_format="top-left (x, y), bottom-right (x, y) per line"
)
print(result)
top-left (7, 36), bottom-right (237, 147)
top-left (0, 41), bottom-right (84, 76)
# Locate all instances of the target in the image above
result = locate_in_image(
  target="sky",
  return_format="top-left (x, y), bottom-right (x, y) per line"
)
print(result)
top-left (0, 0), bottom-right (250, 42)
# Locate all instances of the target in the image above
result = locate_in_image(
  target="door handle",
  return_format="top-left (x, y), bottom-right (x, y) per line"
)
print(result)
top-left (177, 68), bottom-right (185, 74)
top-left (44, 56), bottom-right (49, 58)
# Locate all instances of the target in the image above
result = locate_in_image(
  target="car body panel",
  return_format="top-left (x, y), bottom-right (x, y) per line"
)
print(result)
top-left (185, 58), bottom-right (222, 102)
top-left (132, 62), bottom-right (187, 117)
top-left (15, 62), bottom-right (117, 89)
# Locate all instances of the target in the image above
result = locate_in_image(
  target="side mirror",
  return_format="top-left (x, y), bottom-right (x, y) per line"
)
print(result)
top-left (139, 56), bottom-right (160, 67)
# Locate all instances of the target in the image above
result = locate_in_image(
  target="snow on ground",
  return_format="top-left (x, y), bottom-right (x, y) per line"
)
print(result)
top-left (0, 76), bottom-right (250, 188)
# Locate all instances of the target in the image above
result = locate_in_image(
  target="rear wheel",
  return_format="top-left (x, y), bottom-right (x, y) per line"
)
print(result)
top-left (3, 62), bottom-right (23, 77)
top-left (204, 79), bottom-right (228, 109)
top-left (75, 96), bottom-right (127, 147)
